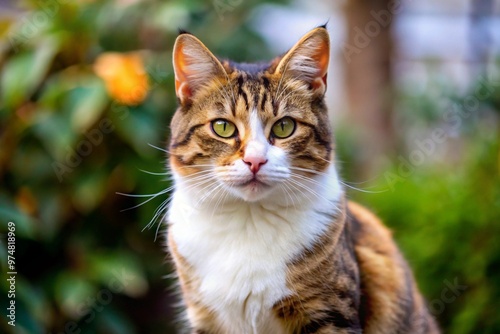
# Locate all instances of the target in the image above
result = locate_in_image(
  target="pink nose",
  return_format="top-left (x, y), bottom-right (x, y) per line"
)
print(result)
top-left (243, 156), bottom-right (268, 174)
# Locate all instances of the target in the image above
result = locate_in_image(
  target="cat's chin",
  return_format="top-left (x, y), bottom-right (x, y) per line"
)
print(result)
top-left (231, 180), bottom-right (274, 202)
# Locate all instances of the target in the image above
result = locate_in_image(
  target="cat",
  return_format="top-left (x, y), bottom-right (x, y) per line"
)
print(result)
top-left (166, 26), bottom-right (439, 334)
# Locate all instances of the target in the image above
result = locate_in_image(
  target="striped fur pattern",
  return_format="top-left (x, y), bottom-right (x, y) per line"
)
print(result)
top-left (166, 27), bottom-right (439, 334)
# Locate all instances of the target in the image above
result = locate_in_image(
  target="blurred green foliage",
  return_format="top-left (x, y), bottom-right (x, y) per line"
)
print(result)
top-left (0, 0), bottom-right (499, 333)
top-left (344, 74), bottom-right (500, 334)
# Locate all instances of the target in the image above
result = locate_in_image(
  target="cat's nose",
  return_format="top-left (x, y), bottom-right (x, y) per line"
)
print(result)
top-left (243, 155), bottom-right (268, 174)
top-left (243, 140), bottom-right (268, 174)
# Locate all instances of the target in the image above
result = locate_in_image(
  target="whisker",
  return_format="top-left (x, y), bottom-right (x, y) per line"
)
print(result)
top-left (154, 214), bottom-right (166, 242)
top-left (288, 166), bottom-right (329, 176)
top-left (183, 170), bottom-right (217, 182)
top-left (288, 166), bottom-right (386, 194)
top-left (177, 177), bottom-right (217, 199)
top-left (286, 178), bottom-right (325, 201)
top-left (201, 181), bottom-right (223, 201)
top-left (278, 183), bottom-right (295, 211)
top-left (209, 184), bottom-right (228, 220)
top-left (143, 198), bottom-right (170, 231)
top-left (116, 188), bottom-right (172, 199)
top-left (340, 177), bottom-right (379, 185)
top-left (148, 143), bottom-right (170, 154)
top-left (284, 180), bottom-right (309, 202)
top-left (178, 164), bottom-right (215, 169)
top-left (339, 181), bottom-right (387, 194)
top-left (139, 169), bottom-right (170, 176)
top-left (289, 172), bottom-right (336, 196)
top-left (289, 173), bottom-right (335, 194)
top-left (283, 181), bottom-right (302, 208)
top-left (119, 190), bottom-right (170, 212)
top-left (118, 161), bottom-right (216, 242)
top-left (317, 155), bottom-right (332, 163)
top-left (197, 183), bottom-right (222, 206)
top-left (135, 171), bottom-right (217, 240)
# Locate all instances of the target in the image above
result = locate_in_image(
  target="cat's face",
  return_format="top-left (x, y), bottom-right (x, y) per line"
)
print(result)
top-left (169, 28), bottom-right (333, 203)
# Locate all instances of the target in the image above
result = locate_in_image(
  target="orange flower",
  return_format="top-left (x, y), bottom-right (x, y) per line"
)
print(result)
top-left (94, 52), bottom-right (149, 105)
top-left (16, 187), bottom-right (38, 216)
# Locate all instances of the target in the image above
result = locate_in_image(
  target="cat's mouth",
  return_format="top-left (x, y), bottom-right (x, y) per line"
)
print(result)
top-left (236, 176), bottom-right (270, 189)
top-left (232, 176), bottom-right (273, 202)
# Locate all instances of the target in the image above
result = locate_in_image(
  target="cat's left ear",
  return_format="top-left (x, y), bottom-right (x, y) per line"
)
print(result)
top-left (173, 33), bottom-right (227, 105)
top-left (275, 27), bottom-right (330, 95)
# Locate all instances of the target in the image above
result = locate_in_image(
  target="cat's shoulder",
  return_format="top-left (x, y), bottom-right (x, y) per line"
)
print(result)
top-left (347, 201), bottom-right (400, 259)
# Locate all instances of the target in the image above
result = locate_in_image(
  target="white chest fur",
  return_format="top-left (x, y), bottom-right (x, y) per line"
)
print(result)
top-left (167, 167), bottom-right (342, 334)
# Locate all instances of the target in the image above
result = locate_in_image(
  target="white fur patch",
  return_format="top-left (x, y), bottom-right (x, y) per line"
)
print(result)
top-left (249, 110), bottom-right (265, 142)
top-left (168, 163), bottom-right (343, 333)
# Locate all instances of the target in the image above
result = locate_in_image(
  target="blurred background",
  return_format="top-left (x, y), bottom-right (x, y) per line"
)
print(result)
top-left (0, 0), bottom-right (499, 333)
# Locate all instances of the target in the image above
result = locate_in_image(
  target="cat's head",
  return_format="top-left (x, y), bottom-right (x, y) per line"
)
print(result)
top-left (169, 27), bottom-right (334, 203)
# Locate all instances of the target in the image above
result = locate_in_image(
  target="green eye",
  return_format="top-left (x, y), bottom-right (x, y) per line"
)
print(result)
top-left (211, 119), bottom-right (237, 138)
top-left (271, 117), bottom-right (296, 139)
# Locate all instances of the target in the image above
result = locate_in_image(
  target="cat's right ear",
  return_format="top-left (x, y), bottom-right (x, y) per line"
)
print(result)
top-left (275, 27), bottom-right (330, 96)
top-left (173, 33), bottom-right (226, 105)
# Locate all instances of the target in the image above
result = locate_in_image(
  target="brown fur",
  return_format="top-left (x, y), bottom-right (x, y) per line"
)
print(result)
top-left (270, 200), bottom-right (440, 334)
top-left (167, 27), bottom-right (439, 333)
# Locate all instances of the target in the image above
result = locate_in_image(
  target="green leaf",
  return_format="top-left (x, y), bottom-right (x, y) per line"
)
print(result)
top-left (109, 102), bottom-right (160, 155)
top-left (68, 76), bottom-right (108, 133)
top-left (87, 251), bottom-right (148, 298)
top-left (0, 38), bottom-right (58, 109)
top-left (33, 111), bottom-right (78, 160)
top-left (55, 272), bottom-right (96, 319)
top-left (16, 278), bottom-right (49, 334)
top-left (72, 171), bottom-right (107, 213)
top-left (0, 193), bottom-right (37, 239)
top-left (96, 307), bottom-right (135, 334)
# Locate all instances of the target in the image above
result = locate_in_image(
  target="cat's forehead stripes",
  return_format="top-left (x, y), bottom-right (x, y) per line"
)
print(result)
top-left (236, 75), bottom-right (249, 112)
top-left (229, 73), bottom-right (271, 133)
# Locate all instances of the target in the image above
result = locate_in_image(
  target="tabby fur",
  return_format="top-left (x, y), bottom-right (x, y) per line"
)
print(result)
top-left (166, 26), bottom-right (439, 334)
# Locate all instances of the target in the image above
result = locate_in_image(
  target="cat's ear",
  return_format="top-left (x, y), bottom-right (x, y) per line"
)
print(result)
top-left (173, 33), bottom-right (227, 104)
top-left (275, 27), bottom-right (330, 95)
